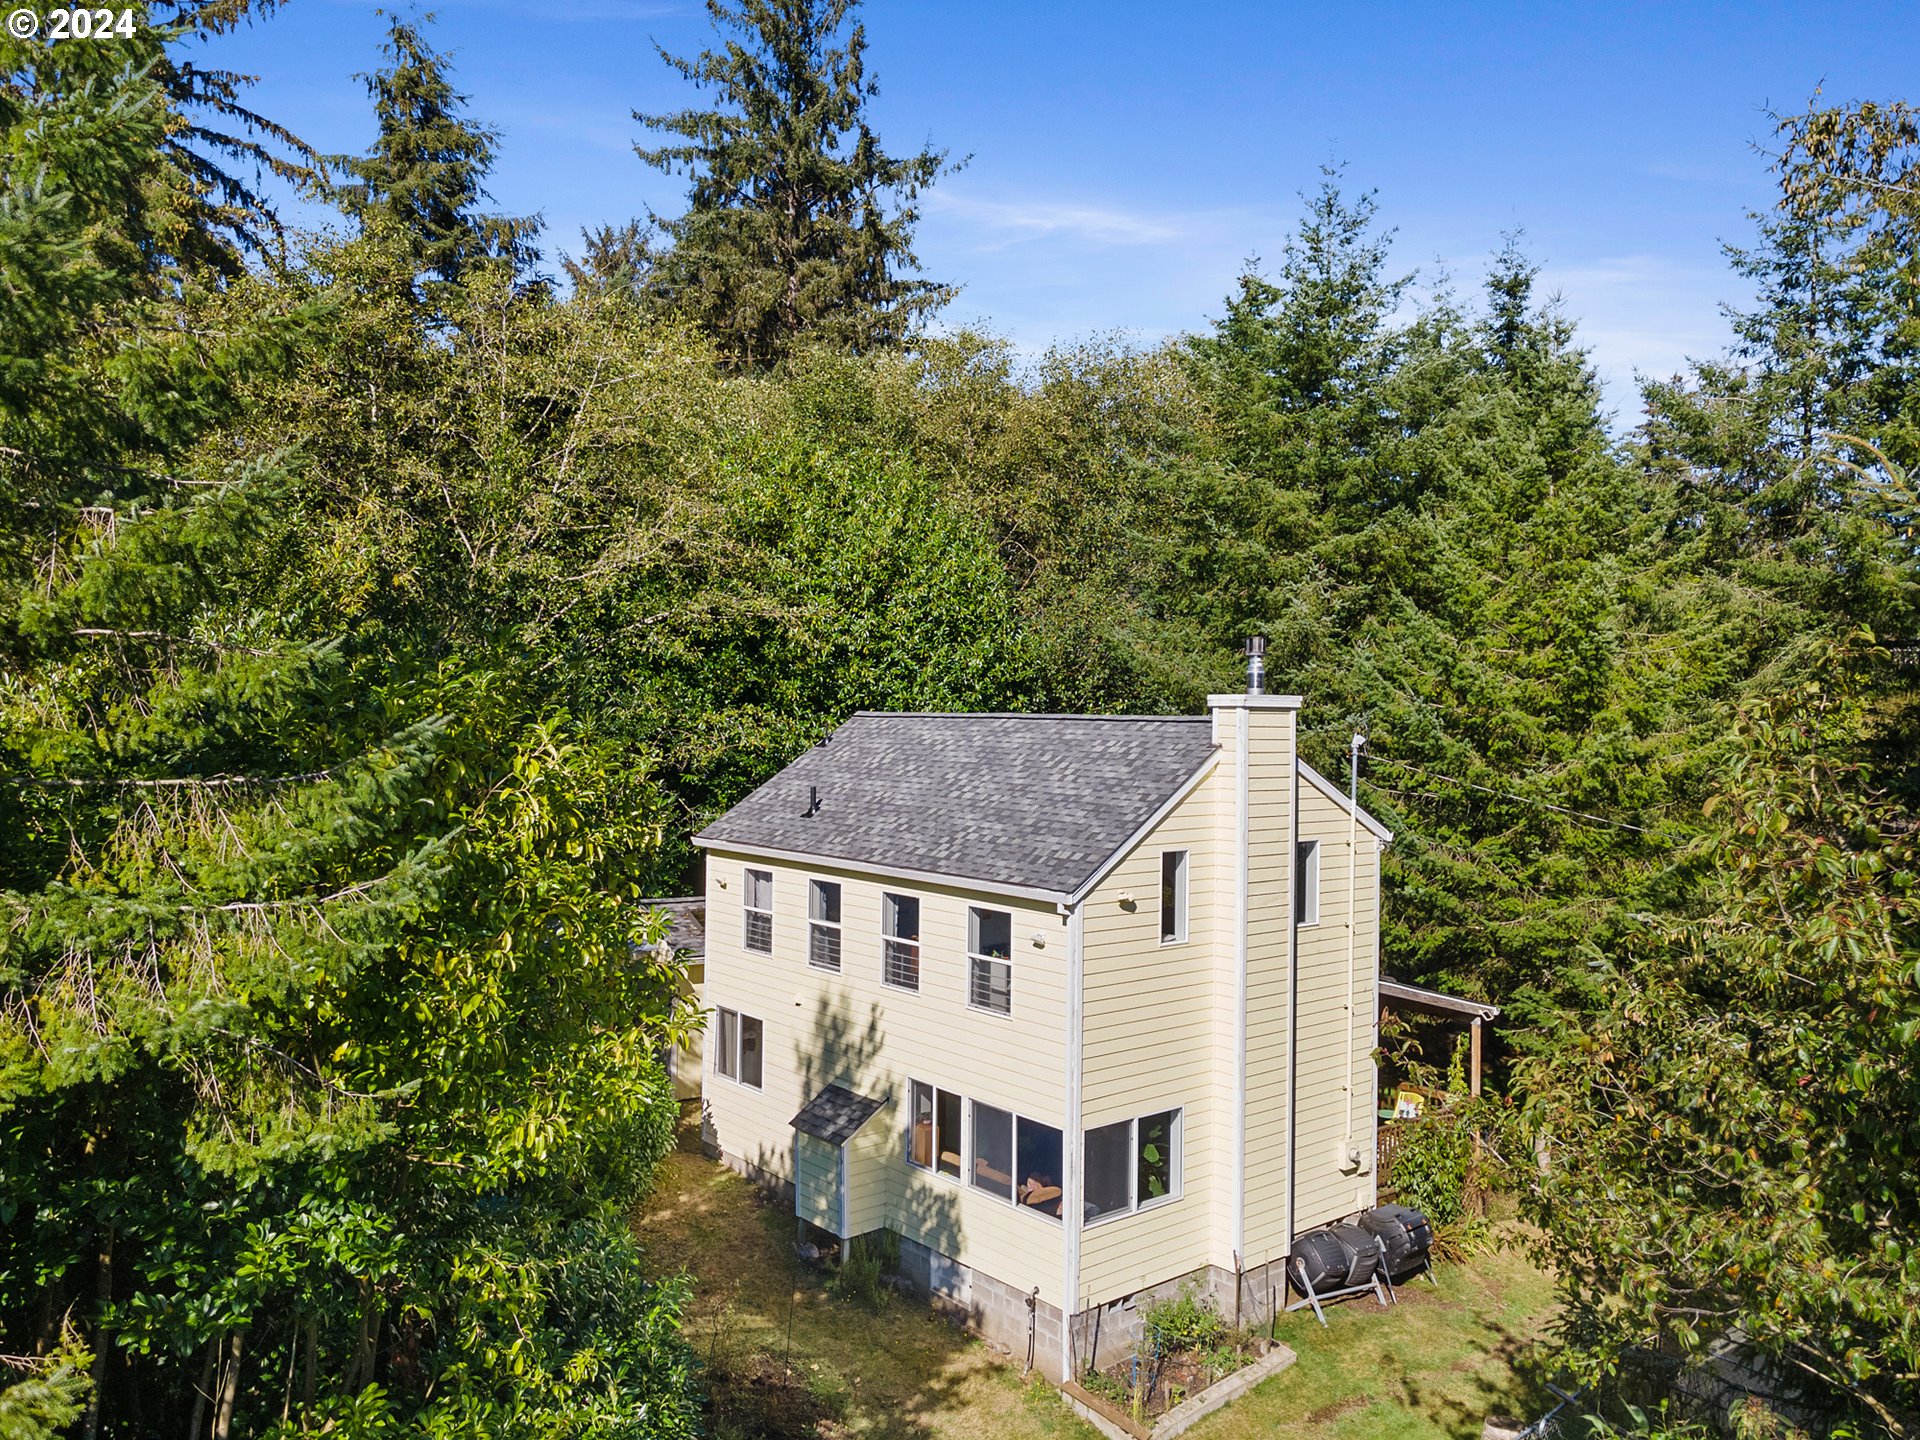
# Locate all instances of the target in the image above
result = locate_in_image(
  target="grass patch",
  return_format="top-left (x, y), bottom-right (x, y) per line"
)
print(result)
top-left (634, 1134), bottom-right (1094, 1439)
top-left (1185, 1235), bottom-right (1560, 1440)
top-left (635, 1126), bottom-right (1558, 1440)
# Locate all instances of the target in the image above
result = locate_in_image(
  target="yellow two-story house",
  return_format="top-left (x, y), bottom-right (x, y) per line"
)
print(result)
top-left (690, 672), bottom-right (1389, 1379)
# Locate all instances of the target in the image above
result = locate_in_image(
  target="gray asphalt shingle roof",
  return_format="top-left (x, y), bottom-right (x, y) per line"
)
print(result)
top-left (693, 712), bottom-right (1217, 898)
top-left (790, 1083), bottom-right (886, 1145)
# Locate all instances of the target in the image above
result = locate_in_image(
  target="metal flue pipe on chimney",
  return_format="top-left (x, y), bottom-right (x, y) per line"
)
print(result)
top-left (1244, 635), bottom-right (1267, 696)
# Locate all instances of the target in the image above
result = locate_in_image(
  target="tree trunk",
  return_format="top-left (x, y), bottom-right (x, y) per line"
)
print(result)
top-left (187, 1342), bottom-right (215, 1440)
top-left (300, 1315), bottom-right (317, 1422)
top-left (211, 1331), bottom-right (244, 1440)
top-left (82, 1227), bottom-right (113, 1440)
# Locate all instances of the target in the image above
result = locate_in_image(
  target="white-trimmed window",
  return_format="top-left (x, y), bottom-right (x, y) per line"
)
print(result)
top-left (743, 868), bottom-right (774, 952)
top-left (808, 879), bottom-right (841, 971)
top-left (1295, 841), bottom-right (1320, 927)
top-left (713, 1007), bottom-right (763, 1089)
top-left (908, 1079), bottom-right (961, 1178)
top-left (1083, 1108), bottom-right (1182, 1222)
top-left (969, 1103), bottom-right (1064, 1222)
top-left (882, 892), bottom-right (920, 990)
top-left (1160, 850), bottom-right (1189, 944)
top-left (967, 907), bottom-right (1012, 1014)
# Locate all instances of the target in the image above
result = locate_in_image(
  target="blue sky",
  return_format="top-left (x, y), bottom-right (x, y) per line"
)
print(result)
top-left (209, 1), bottom-right (1920, 420)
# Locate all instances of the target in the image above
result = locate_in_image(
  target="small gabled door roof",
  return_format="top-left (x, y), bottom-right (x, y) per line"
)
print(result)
top-left (790, 1083), bottom-right (886, 1147)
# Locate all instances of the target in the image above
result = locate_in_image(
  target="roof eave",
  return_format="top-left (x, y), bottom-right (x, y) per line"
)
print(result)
top-left (691, 836), bottom-right (1074, 908)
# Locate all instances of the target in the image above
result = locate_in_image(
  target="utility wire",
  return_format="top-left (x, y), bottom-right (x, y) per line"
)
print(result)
top-left (1365, 754), bottom-right (1660, 836)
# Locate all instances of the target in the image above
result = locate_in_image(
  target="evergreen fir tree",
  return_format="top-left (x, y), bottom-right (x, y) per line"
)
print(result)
top-left (331, 12), bottom-right (538, 286)
top-left (634, 0), bottom-right (957, 367)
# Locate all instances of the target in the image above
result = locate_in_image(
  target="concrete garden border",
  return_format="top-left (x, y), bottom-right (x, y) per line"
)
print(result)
top-left (1061, 1341), bottom-right (1297, 1440)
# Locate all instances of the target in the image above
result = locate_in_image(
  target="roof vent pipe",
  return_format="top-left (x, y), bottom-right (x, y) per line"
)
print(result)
top-left (1244, 635), bottom-right (1267, 696)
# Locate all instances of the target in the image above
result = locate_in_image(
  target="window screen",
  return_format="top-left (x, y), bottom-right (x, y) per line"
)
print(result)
top-left (715, 1008), bottom-right (737, 1079)
top-left (882, 892), bottom-right (920, 989)
top-left (909, 1081), bottom-right (934, 1169)
top-left (935, 1087), bottom-right (962, 1178)
top-left (1137, 1109), bottom-right (1177, 1204)
top-left (744, 868), bottom-right (773, 951)
top-left (808, 879), bottom-right (841, 971)
top-left (970, 1102), bottom-right (1014, 1200)
top-left (738, 1015), bottom-right (763, 1088)
top-left (1015, 1118), bottom-right (1064, 1218)
top-left (1084, 1119), bottom-right (1133, 1220)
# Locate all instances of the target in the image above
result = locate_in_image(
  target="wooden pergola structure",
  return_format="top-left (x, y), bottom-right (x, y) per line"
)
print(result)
top-left (1379, 977), bottom-right (1501, 1095)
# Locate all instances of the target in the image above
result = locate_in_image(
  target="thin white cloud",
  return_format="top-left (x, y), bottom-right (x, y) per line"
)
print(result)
top-left (925, 190), bottom-right (1191, 248)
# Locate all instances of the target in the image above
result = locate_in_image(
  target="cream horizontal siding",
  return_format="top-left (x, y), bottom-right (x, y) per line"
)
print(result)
top-left (846, 1110), bottom-right (896, 1238)
top-left (700, 847), bottom-right (1071, 1305)
top-left (796, 1133), bottom-right (840, 1234)
top-left (1078, 764), bottom-right (1225, 1303)
top-left (1241, 707), bottom-right (1298, 1262)
top-left (1288, 780), bottom-right (1381, 1234)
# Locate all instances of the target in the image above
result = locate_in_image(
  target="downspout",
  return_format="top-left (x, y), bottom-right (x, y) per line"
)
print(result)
top-left (1060, 902), bottom-right (1085, 1381)
top-left (1282, 723), bottom-right (1300, 1254)
top-left (1231, 708), bottom-right (1250, 1268)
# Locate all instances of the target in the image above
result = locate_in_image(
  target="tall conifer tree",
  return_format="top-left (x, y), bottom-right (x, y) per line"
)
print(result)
top-left (634, 0), bottom-right (956, 367)
top-left (332, 12), bottom-right (538, 286)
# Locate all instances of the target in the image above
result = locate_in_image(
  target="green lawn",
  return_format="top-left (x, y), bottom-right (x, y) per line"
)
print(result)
top-left (634, 1132), bottom-right (1557, 1440)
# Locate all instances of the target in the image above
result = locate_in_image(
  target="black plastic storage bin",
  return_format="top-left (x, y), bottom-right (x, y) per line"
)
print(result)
top-left (1287, 1229), bottom-right (1353, 1294)
top-left (1327, 1223), bottom-right (1383, 1286)
top-left (1359, 1203), bottom-right (1432, 1280)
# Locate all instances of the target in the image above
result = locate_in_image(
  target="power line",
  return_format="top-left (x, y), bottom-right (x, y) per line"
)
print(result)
top-left (1365, 754), bottom-right (1660, 836)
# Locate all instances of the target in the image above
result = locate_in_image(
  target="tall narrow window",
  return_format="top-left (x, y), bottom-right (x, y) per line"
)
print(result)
top-left (715, 1008), bottom-right (738, 1080)
top-left (909, 1081), bottom-right (935, 1169)
top-left (935, 1088), bottom-right (962, 1178)
top-left (967, 907), bottom-right (1012, 1015)
top-left (743, 868), bottom-right (774, 952)
top-left (882, 892), bottom-right (920, 990)
top-left (1160, 850), bottom-right (1189, 944)
top-left (808, 879), bottom-right (842, 971)
top-left (970, 1102), bottom-right (1014, 1200)
top-left (738, 1015), bottom-right (763, 1088)
top-left (1295, 841), bottom-right (1320, 926)
top-left (1137, 1109), bottom-right (1178, 1204)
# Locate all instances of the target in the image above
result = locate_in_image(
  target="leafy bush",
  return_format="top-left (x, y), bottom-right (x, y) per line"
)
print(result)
top-left (1392, 1112), bottom-right (1476, 1224)
top-left (1142, 1288), bottom-right (1229, 1353)
top-left (828, 1233), bottom-right (893, 1309)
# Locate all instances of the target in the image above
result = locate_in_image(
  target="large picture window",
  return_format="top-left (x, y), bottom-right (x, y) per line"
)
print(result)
top-left (1083, 1109), bottom-right (1182, 1222)
top-left (1160, 850), bottom-right (1188, 944)
top-left (883, 892), bottom-right (920, 990)
top-left (1295, 840), bottom-right (1320, 927)
top-left (808, 879), bottom-right (841, 971)
top-left (712, 1008), bottom-right (764, 1090)
top-left (967, 907), bottom-right (1012, 1014)
top-left (744, 868), bottom-right (774, 951)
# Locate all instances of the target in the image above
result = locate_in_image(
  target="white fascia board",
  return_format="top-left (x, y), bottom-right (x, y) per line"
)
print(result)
top-left (1064, 754), bottom-right (1221, 907)
top-left (1206, 694), bottom-right (1304, 710)
top-left (692, 839), bottom-right (1070, 908)
top-left (1297, 759), bottom-right (1394, 844)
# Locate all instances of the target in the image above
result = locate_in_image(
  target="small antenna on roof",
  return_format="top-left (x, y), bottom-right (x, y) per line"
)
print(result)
top-left (1244, 635), bottom-right (1267, 696)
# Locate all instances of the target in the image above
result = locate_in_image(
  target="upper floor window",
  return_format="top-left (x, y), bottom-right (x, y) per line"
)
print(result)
top-left (967, 907), bottom-right (1012, 1015)
top-left (808, 879), bottom-right (842, 971)
top-left (743, 868), bottom-right (774, 952)
top-left (1160, 850), bottom-right (1189, 944)
top-left (1295, 840), bottom-right (1320, 927)
top-left (1084, 1108), bottom-right (1182, 1222)
top-left (882, 892), bottom-right (920, 990)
